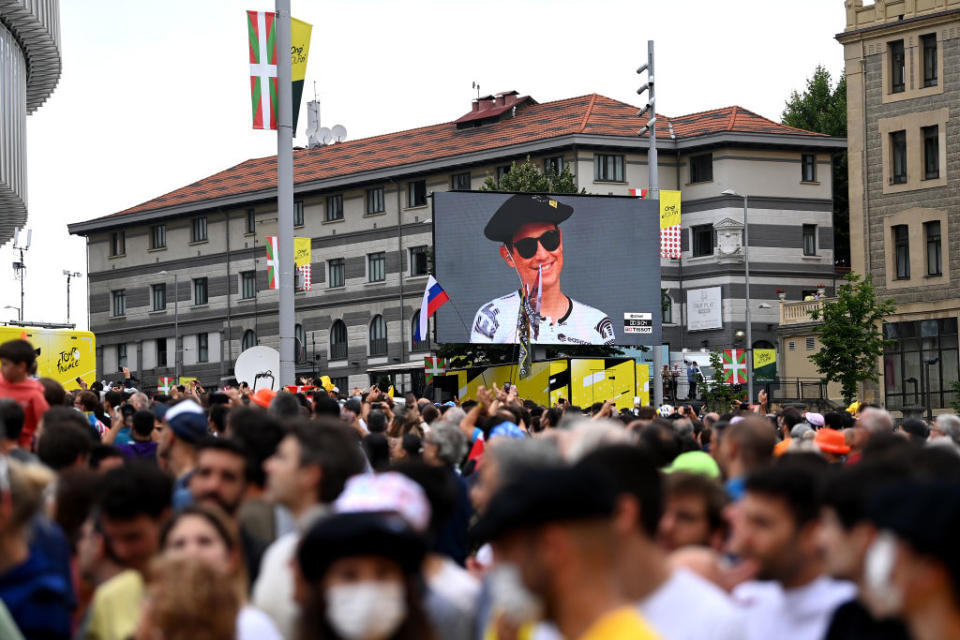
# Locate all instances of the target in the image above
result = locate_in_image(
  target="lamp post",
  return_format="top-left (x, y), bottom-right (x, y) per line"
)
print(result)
top-left (62, 270), bottom-right (81, 324)
top-left (3, 305), bottom-right (20, 323)
top-left (721, 189), bottom-right (753, 404)
top-left (159, 271), bottom-right (180, 380)
top-left (924, 356), bottom-right (940, 421)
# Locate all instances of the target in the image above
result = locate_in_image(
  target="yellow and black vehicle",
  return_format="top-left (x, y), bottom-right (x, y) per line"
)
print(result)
top-left (437, 357), bottom-right (649, 412)
top-left (0, 325), bottom-right (96, 390)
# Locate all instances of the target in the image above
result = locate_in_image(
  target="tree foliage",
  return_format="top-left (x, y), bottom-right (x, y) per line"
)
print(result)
top-left (697, 350), bottom-right (744, 413)
top-left (808, 272), bottom-right (896, 404)
top-left (782, 66), bottom-right (849, 267)
top-left (480, 156), bottom-right (585, 194)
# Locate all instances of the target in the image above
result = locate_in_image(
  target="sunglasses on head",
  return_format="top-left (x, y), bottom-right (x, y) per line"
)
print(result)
top-left (510, 229), bottom-right (561, 259)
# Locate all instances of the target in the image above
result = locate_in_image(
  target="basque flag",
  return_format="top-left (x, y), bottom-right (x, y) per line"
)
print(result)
top-left (416, 276), bottom-right (449, 342)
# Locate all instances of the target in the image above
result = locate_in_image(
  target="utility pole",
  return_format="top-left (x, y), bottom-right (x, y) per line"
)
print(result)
top-left (12, 228), bottom-right (30, 323)
top-left (638, 40), bottom-right (663, 408)
top-left (276, 0), bottom-right (295, 386)
top-left (63, 270), bottom-right (81, 325)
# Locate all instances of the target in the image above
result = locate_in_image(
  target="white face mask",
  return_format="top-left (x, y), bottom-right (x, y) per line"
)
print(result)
top-left (326, 581), bottom-right (407, 640)
top-left (864, 531), bottom-right (903, 618)
top-left (489, 563), bottom-right (545, 625)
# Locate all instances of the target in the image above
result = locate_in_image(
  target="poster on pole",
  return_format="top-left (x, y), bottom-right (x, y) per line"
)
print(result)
top-left (753, 349), bottom-right (777, 383)
top-left (687, 287), bottom-right (723, 331)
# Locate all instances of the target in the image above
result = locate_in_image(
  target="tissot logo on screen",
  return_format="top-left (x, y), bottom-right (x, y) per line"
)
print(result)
top-left (470, 195), bottom-right (615, 345)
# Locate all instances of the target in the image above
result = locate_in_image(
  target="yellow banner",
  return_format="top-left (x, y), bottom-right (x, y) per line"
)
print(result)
top-left (294, 237), bottom-right (311, 267)
top-left (659, 190), bottom-right (681, 230)
top-left (291, 18), bottom-right (312, 82)
top-left (178, 377), bottom-right (198, 387)
top-left (753, 349), bottom-right (776, 369)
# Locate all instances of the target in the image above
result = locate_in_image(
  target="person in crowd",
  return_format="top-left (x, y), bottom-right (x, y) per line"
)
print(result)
top-left (116, 409), bottom-right (159, 462)
top-left (659, 470), bottom-right (730, 552)
top-left (36, 406), bottom-right (96, 471)
top-left (158, 399), bottom-right (208, 509)
top-left (74, 390), bottom-right (109, 439)
top-left (578, 444), bottom-right (744, 640)
top-left (159, 504), bottom-right (281, 639)
top-left (730, 455), bottom-right (856, 640)
top-left (862, 481), bottom-right (960, 640)
top-left (362, 432), bottom-right (391, 471)
top-left (83, 462), bottom-right (173, 640)
top-left (89, 444), bottom-right (125, 472)
top-left (715, 416), bottom-right (776, 500)
top-left (469, 437), bottom-right (560, 514)
top-left (296, 511), bottom-right (435, 640)
top-left (931, 413), bottom-right (960, 447)
top-left (0, 457), bottom-right (73, 640)
top-left (190, 436), bottom-right (265, 587)
top-left (814, 428), bottom-right (851, 462)
top-left (253, 418), bottom-right (367, 639)
top-left (0, 339), bottom-right (49, 449)
top-left (422, 421), bottom-right (471, 566)
top-left (773, 407), bottom-right (803, 456)
top-left (472, 465), bottom-right (658, 639)
top-left (0, 399), bottom-right (36, 463)
top-left (899, 418), bottom-right (930, 446)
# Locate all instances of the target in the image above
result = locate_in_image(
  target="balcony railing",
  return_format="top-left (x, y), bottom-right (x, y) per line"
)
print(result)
top-left (779, 297), bottom-right (836, 327)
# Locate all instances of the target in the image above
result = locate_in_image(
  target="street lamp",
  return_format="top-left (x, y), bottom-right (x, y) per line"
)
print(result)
top-left (721, 188), bottom-right (754, 404)
top-left (159, 271), bottom-right (180, 380)
top-left (62, 270), bottom-right (81, 324)
top-left (3, 305), bottom-right (20, 323)
top-left (924, 356), bottom-right (940, 421)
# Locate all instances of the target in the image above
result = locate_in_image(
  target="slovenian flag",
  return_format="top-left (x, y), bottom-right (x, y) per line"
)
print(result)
top-left (415, 276), bottom-right (449, 342)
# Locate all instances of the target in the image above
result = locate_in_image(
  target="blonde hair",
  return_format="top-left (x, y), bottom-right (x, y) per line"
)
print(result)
top-left (5, 459), bottom-right (54, 533)
top-left (142, 556), bottom-right (238, 640)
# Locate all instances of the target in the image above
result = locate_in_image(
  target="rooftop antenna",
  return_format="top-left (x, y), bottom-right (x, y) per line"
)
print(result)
top-left (11, 228), bottom-right (31, 323)
top-left (472, 81), bottom-right (480, 100)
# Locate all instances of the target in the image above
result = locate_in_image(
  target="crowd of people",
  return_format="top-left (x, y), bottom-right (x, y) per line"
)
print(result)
top-left (2, 335), bottom-right (960, 640)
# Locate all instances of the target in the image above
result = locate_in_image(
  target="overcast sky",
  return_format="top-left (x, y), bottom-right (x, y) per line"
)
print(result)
top-left (2, 0), bottom-right (847, 331)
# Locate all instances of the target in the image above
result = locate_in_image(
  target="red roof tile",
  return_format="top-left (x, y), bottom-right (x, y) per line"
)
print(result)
top-left (107, 94), bottom-right (827, 219)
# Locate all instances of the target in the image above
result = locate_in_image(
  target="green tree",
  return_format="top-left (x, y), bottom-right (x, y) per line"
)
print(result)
top-left (697, 350), bottom-right (744, 412)
top-left (808, 272), bottom-right (896, 404)
top-left (480, 156), bottom-right (585, 194)
top-left (782, 66), bottom-right (849, 267)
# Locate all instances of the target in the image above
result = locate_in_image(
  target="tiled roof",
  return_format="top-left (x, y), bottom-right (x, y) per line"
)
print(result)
top-left (107, 94), bottom-right (827, 219)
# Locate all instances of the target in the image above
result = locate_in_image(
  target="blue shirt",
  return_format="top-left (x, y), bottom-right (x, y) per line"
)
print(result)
top-left (726, 476), bottom-right (746, 502)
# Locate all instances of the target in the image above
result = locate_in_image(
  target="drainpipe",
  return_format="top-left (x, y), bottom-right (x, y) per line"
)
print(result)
top-left (223, 208), bottom-right (233, 368)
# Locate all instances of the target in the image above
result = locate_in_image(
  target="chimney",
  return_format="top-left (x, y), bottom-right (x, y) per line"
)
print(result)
top-left (472, 100), bottom-right (480, 113)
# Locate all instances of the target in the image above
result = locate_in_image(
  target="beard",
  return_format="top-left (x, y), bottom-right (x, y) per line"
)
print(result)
top-left (196, 491), bottom-right (240, 516)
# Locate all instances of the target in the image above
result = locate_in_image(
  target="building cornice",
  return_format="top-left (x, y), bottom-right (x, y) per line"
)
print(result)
top-left (0, 0), bottom-right (61, 113)
top-left (836, 6), bottom-right (960, 42)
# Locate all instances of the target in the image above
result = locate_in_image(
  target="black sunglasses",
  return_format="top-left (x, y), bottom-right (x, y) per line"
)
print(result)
top-left (510, 229), bottom-right (561, 259)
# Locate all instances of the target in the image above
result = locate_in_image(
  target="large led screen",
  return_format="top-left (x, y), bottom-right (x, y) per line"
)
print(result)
top-left (433, 191), bottom-right (662, 346)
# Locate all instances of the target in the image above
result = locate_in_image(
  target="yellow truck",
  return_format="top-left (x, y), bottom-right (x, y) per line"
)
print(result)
top-left (0, 325), bottom-right (96, 390)
top-left (437, 357), bottom-right (650, 412)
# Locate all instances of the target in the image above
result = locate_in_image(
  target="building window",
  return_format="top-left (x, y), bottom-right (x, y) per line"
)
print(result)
top-left (150, 224), bottom-right (166, 250)
top-left (328, 258), bottom-right (345, 288)
top-left (152, 284), bottom-right (166, 311)
top-left (192, 216), bottom-right (207, 242)
top-left (295, 324), bottom-right (306, 363)
top-left (330, 377), bottom-right (348, 393)
top-left (241, 330), bottom-right (257, 351)
top-left (805, 337), bottom-right (816, 351)
top-left (197, 333), bottom-right (209, 363)
top-left (788, 341), bottom-right (796, 352)
top-left (110, 231), bottom-right (125, 257)
top-left (594, 154), bottom-right (624, 182)
top-left (157, 338), bottom-right (167, 368)
top-left (923, 125), bottom-right (939, 180)
top-left (451, 172), bottom-right (471, 191)
top-left (411, 311), bottom-right (429, 352)
top-left (893, 224), bottom-right (910, 280)
top-left (194, 277), bottom-right (208, 305)
top-left (663, 296), bottom-right (673, 324)
top-left (544, 156), bottom-right (564, 174)
top-left (925, 221), bottom-right (942, 277)
top-left (802, 225), bottom-right (817, 256)
top-left (294, 200), bottom-right (305, 226)
top-left (407, 180), bottom-right (427, 208)
top-left (922, 33), bottom-right (938, 88)
top-left (409, 246), bottom-right (429, 276)
top-left (690, 154), bottom-right (713, 183)
top-left (496, 165), bottom-right (511, 182)
top-left (890, 39), bottom-right (905, 93)
top-left (365, 187), bottom-right (384, 215)
top-left (891, 130), bottom-right (907, 184)
top-left (883, 318), bottom-right (959, 410)
top-left (801, 154), bottom-right (816, 182)
top-left (111, 290), bottom-right (126, 317)
top-left (368, 252), bottom-right (386, 282)
top-left (330, 320), bottom-right (348, 360)
top-left (369, 315), bottom-right (387, 356)
top-left (117, 344), bottom-right (127, 369)
top-left (691, 225), bottom-right (714, 257)
top-left (246, 208), bottom-right (256, 234)
top-left (241, 271), bottom-right (256, 299)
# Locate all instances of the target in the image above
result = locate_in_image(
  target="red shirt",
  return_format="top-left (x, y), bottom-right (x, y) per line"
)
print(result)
top-left (0, 375), bottom-right (50, 448)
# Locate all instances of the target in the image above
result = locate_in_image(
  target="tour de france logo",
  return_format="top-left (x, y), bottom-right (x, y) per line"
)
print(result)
top-left (57, 347), bottom-right (82, 373)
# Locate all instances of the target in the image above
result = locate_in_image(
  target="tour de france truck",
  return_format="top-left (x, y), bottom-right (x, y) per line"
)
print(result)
top-left (436, 357), bottom-right (649, 413)
top-left (0, 325), bottom-right (96, 390)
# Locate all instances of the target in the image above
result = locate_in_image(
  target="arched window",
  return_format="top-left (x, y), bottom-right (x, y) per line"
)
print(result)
top-left (330, 320), bottom-right (348, 361)
top-left (411, 310), bottom-right (429, 352)
top-left (369, 315), bottom-right (387, 356)
top-left (241, 329), bottom-right (257, 351)
top-left (663, 296), bottom-right (673, 324)
top-left (295, 324), bottom-right (306, 363)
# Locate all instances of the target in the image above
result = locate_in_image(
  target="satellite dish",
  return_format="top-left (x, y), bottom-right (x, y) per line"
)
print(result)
top-left (332, 124), bottom-right (347, 142)
top-left (318, 127), bottom-right (333, 145)
top-left (234, 345), bottom-right (280, 391)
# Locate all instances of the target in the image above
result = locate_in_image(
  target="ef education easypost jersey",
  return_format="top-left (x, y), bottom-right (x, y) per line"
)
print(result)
top-left (470, 292), bottom-right (616, 345)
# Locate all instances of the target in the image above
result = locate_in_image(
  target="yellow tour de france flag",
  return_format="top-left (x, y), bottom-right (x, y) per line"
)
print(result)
top-left (659, 190), bottom-right (682, 258)
top-left (753, 349), bottom-right (777, 383)
top-left (294, 237), bottom-right (311, 268)
top-left (291, 17), bottom-right (312, 135)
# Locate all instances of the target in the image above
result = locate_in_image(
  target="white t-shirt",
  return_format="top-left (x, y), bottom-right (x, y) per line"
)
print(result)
top-left (733, 576), bottom-right (857, 640)
top-left (427, 557), bottom-right (480, 615)
top-left (470, 292), bottom-right (615, 345)
top-left (638, 568), bottom-right (744, 640)
top-left (236, 605), bottom-right (282, 640)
